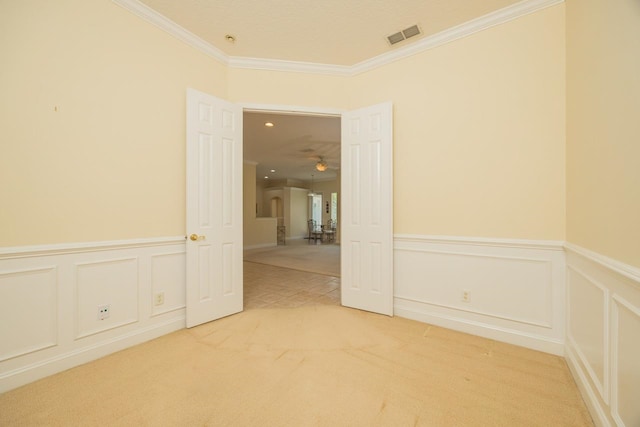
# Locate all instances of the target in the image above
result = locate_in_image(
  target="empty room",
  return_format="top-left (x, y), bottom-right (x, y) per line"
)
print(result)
top-left (1, 0), bottom-right (638, 426)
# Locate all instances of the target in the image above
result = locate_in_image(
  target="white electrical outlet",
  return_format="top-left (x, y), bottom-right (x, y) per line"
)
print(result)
top-left (154, 292), bottom-right (165, 306)
top-left (461, 289), bottom-right (471, 303)
top-left (97, 304), bottom-right (110, 320)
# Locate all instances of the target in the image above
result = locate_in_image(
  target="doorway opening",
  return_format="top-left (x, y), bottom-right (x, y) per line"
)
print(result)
top-left (186, 92), bottom-right (393, 323)
top-left (242, 108), bottom-right (342, 310)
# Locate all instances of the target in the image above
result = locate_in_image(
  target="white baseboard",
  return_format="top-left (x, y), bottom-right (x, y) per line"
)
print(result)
top-left (395, 300), bottom-right (564, 354)
top-left (565, 342), bottom-right (611, 427)
top-left (393, 234), bottom-right (566, 355)
top-left (0, 237), bottom-right (187, 393)
top-left (0, 316), bottom-right (184, 393)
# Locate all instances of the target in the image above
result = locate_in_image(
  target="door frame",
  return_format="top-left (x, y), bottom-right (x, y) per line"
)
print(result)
top-left (237, 102), bottom-right (393, 313)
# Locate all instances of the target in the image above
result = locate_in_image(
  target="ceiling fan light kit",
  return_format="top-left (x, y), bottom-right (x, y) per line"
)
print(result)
top-left (315, 158), bottom-right (328, 172)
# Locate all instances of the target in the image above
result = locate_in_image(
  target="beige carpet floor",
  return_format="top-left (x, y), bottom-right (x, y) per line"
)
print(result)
top-left (244, 240), bottom-right (340, 277)
top-left (0, 305), bottom-right (593, 426)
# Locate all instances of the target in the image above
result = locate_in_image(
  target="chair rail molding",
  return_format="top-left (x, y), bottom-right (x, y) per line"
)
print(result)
top-left (0, 237), bottom-right (187, 393)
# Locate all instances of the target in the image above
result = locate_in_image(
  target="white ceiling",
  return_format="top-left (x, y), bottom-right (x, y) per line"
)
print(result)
top-left (139, 0), bottom-right (520, 66)
top-left (135, 0), bottom-right (525, 184)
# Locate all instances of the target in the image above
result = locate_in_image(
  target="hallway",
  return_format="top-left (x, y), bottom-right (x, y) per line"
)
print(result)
top-left (244, 237), bottom-right (341, 309)
top-left (244, 262), bottom-right (340, 309)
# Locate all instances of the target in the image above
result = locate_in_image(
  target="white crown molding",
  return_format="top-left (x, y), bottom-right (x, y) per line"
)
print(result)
top-left (352, 0), bottom-right (564, 75)
top-left (112, 0), bottom-right (563, 76)
top-left (229, 57), bottom-right (351, 77)
top-left (111, 0), bottom-right (228, 64)
top-left (239, 103), bottom-right (343, 116)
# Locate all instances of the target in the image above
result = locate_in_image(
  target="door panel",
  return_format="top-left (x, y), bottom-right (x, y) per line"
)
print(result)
top-left (341, 102), bottom-right (393, 316)
top-left (186, 88), bottom-right (243, 328)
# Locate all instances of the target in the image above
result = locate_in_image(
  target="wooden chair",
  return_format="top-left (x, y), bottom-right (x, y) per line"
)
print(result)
top-left (307, 219), bottom-right (323, 244)
top-left (324, 219), bottom-right (336, 243)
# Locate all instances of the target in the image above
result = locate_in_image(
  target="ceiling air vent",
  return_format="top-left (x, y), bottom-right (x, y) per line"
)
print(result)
top-left (386, 24), bottom-right (421, 46)
top-left (387, 31), bottom-right (405, 45)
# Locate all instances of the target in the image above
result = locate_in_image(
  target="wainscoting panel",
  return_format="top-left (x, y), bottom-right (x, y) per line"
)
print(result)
top-left (567, 265), bottom-right (608, 403)
top-left (565, 243), bottom-right (640, 427)
top-left (151, 252), bottom-right (186, 317)
top-left (394, 235), bottom-right (565, 354)
top-left (0, 267), bottom-right (58, 362)
top-left (75, 258), bottom-right (139, 339)
top-left (0, 237), bottom-right (186, 393)
top-left (611, 295), bottom-right (640, 427)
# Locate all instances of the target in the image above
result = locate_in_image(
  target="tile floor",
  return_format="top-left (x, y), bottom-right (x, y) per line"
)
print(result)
top-left (244, 261), bottom-right (340, 309)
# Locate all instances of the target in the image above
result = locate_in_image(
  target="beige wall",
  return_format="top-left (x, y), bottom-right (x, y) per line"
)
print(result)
top-left (566, 0), bottom-right (640, 268)
top-left (288, 188), bottom-right (310, 239)
top-left (349, 5), bottom-right (566, 241)
top-left (243, 163), bottom-right (276, 247)
top-left (3, 2), bottom-right (572, 250)
top-left (260, 188), bottom-right (284, 218)
top-left (227, 6), bottom-right (566, 242)
top-left (227, 68), bottom-right (348, 108)
top-left (0, 0), bottom-right (227, 246)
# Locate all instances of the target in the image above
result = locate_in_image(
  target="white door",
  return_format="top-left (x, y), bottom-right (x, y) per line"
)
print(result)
top-left (186, 88), bottom-right (243, 328)
top-left (341, 102), bottom-right (394, 316)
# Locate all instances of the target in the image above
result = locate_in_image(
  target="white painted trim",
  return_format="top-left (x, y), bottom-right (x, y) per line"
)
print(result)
top-left (395, 234), bottom-right (565, 251)
top-left (351, 0), bottom-right (564, 75)
top-left (564, 243), bottom-right (640, 285)
top-left (112, 0), bottom-right (563, 76)
top-left (0, 238), bottom-right (187, 392)
top-left (393, 234), bottom-right (565, 354)
top-left (394, 245), bottom-right (556, 328)
top-left (73, 256), bottom-right (140, 340)
top-left (565, 344), bottom-right (612, 427)
top-left (240, 103), bottom-right (343, 117)
top-left (564, 243), bottom-right (640, 427)
top-left (0, 316), bottom-right (184, 393)
top-left (0, 236), bottom-right (186, 259)
top-left (395, 302), bottom-right (564, 355)
top-left (111, 0), bottom-right (227, 64)
top-left (566, 264), bottom-right (610, 403)
top-left (395, 290), bottom-right (552, 329)
top-left (610, 294), bottom-right (640, 427)
top-left (229, 56), bottom-right (350, 76)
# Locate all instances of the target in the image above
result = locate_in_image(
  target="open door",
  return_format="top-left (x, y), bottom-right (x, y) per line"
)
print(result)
top-left (186, 88), bottom-right (243, 328)
top-left (341, 102), bottom-right (394, 316)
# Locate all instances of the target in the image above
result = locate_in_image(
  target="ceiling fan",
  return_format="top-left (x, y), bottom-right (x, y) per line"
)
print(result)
top-left (315, 157), bottom-right (328, 172)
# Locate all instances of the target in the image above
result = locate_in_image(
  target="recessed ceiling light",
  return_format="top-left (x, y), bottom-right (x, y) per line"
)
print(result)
top-left (225, 34), bottom-right (236, 43)
top-left (264, 122), bottom-right (274, 127)
top-left (264, 176), bottom-right (269, 179)
top-left (270, 169), bottom-right (276, 173)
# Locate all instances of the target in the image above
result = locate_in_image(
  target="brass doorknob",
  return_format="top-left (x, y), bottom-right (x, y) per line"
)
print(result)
top-left (189, 233), bottom-right (202, 241)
